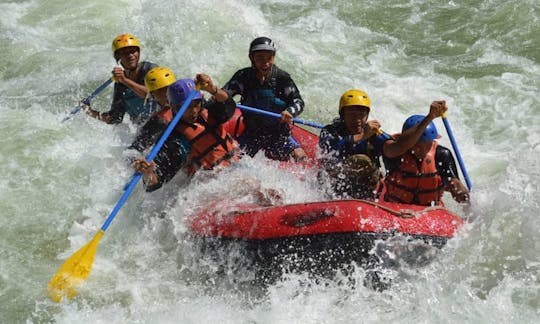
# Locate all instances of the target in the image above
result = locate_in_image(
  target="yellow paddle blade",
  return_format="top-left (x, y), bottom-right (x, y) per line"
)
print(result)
top-left (48, 230), bottom-right (104, 302)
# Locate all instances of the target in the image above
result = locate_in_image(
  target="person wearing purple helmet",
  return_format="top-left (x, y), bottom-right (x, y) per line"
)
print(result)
top-left (132, 74), bottom-right (238, 191)
top-left (379, 100), bottom-right (470, 205)
top-left (222, 36), bottom-right (308, 161)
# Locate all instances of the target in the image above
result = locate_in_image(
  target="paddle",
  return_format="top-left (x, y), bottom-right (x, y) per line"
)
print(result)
top-left (441, 113), bottom-right (472, 191)
top-left (48, 90), bottom-right (199, 302)
top-left (237, 104), bottom-right (324, 129)
top-left (237, 104), bottom-right (385, 136)
top-left (61, 78), bottom-right (114, 123)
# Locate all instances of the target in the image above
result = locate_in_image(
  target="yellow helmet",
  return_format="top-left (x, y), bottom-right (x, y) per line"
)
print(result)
top-left (112, 34), bottom-right (141, 58)
top-left (144, 67), bottom-right (177, 92)
top-left (339, 89), bottom-right (371, 113)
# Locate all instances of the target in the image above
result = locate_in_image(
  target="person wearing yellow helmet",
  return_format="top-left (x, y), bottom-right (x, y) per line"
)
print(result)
top-left (84, 33), bottom-right (158, 125)
top-left (128, 66), bottom-right (178, 152)
top-left (318, 89), bottom-right (393, 199)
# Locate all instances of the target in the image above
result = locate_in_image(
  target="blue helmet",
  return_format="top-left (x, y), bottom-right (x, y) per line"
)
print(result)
top-left (402, 114), bottom-right (439, 142)
top-left (166, 79), bottom-right (202, 107)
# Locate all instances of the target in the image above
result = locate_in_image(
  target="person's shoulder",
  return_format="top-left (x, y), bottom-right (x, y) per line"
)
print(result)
top-left (332, 117), bottom-right (345, 125)
top-left (436, 143), bottom-right (451, 154)
top-left (372, 131), bottom-right (393, 143)
top-left (273, 65), bottom-right (291, 78)
top-left (322, 118), bottom-right (344, 132)
top-left (232, 67), bottom-right (252, 76)
top-left (435, 143), bottom-right (453, 159)
top-left (140, 61), bottom-right (158, 66)
top-left (226, 67), bottom-right (253, 84)
top-left (139, 61), bottom-right (158, 72)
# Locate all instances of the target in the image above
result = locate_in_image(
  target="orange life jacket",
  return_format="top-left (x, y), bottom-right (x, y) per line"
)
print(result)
top-left (155, 107), bottom-right (173, 123)
top-left (176, 110), bottom-right (238, 175)
top-left (223, 108), bottom-right (245, 139)
top-left (383, 141), bottom-right (444, 206)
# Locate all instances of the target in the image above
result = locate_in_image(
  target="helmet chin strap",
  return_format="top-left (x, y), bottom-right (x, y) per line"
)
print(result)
top-left (116, 58), bottom-right (137, 72)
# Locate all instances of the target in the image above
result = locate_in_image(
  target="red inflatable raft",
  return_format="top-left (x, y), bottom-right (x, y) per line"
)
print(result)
top-left (187, 108), bottom-right (464, 283)
top-left (190, 200), bottom-right (463, 243)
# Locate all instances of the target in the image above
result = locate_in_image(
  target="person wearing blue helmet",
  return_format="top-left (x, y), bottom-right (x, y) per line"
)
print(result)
top-left (222, 36), bottom-right (308, 161)
top-left (379, 100), bottom-right (470, 205)
top-left (131, 74), bottom-right (238, 191)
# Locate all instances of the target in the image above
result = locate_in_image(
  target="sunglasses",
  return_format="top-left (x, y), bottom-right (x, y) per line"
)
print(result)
top-left (116, 47), bottom-right (139, 57)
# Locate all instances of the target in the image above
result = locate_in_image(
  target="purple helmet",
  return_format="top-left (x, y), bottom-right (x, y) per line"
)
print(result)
top-left (402, 114), bottom-right (440, 142)
top-left (166, 79), bottom-right (202, 107)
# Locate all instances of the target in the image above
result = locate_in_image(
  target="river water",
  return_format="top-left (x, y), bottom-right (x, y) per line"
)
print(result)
top-left (1, 0), bottom-right (538, 323)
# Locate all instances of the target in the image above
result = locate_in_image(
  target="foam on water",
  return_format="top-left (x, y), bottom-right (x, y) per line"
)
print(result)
top-left (1, 0), bottom-right (538, 323)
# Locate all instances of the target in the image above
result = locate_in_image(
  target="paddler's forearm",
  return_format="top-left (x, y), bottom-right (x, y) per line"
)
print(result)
top-left (85, 108), bottom-right (113, 123)
top-left (212, 87), bottom-right (229, 103)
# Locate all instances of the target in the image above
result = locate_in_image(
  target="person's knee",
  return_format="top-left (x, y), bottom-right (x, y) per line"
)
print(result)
top-left (293, 147), bottom-right (308, 161)
top-left (343, 154), bottom-right (376, 178)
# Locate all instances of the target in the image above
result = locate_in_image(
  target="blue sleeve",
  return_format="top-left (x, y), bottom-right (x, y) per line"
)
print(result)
top-left (320, 127), bottom-right (392, 160)
top-left (368, 132), bottom-right (392, 155)
top-left (319, 126), bottom-right (346, 154)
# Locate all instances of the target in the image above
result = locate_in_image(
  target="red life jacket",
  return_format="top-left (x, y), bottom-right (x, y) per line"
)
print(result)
top-left (383, 141), bottom-right (444, 206)
top-left (155, 107), bottom-right (173, 123)
top-left (176, 110), bottom-right (238, 175)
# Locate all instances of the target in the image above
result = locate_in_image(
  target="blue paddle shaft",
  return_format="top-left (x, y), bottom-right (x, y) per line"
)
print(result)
top-left (237, 104), bottom-right (324, 129)
top-left (62, 78), bottom-right (114, 123)
top-left (442, 117), bottom-right (472, 191)
top-left (82, 78), bottom-right (114, 105)
top-left (100, 90), bottom-right (198, 231)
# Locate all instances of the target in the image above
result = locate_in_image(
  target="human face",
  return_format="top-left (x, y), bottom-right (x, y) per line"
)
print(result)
top-left (342, 106), bottom-right (370, 135)
top-left (180, 100), bottom-right (203, 123)
top-left (249, 50), bottom-right (275, 78)
top-left (116, 46), bottom-right (139, 70)
top-left (151, 87), bottom-right (168, 107)
top-left (410, 140), bottom-right (432, 159)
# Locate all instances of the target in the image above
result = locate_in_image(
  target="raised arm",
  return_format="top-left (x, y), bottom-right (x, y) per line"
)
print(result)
top-left (383, 100), bottom-right (448, 158)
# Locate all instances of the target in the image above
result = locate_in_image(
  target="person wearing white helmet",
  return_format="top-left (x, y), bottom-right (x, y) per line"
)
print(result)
top-left (84, 33), bottom-right (158, 125)
top-left (222, 36), bottom-right (308, 161)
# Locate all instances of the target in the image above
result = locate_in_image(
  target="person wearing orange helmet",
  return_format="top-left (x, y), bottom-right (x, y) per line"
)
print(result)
top-left (84, 34), bottom-right (158, 125)
top-left (319, 89), bottom-right (393, 199)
